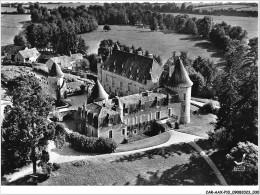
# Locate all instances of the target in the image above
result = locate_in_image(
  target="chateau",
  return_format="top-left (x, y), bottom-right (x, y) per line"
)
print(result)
top-left (97, 48), bottom-right (163, 96)
top-left (74, 47), bottom-right (193, 143)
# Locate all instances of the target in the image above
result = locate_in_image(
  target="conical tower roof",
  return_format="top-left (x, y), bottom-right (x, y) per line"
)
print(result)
top-left (49, 63), bottom-right (64, 77)
top-left (168, 57), bottom-right (193, 88)
top-left (88, 80), bottom-right (109, 103)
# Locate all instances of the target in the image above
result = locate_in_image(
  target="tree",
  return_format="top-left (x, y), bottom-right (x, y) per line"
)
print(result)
top-left (87, 54), bottom-right (99, 73)
top-left (209, 41), bottom-right (258, 149)
top-left (150, 17), bottom-right (158, 31)
top-left (2, 75), bottom-right (54, 175)
top-left (103, 24), bottom-right (111, 31)
top-left (80, 58), bottom-right (90, 70)
top-left (13, 34), bottom-right (26, 46)
top-left (189, 72), bottom-right (205, 97)
top-left (197, 16), bottom-right (213, 38)
top-left (225, 142), bottom-right (258, 185)
top-left (17, 3), bottom-right (25, 14)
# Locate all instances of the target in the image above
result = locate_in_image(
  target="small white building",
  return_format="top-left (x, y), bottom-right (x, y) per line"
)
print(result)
top-left (14, 48), bottom-right (40, 63)
top-left (46, 53), bottom-right (83, 70)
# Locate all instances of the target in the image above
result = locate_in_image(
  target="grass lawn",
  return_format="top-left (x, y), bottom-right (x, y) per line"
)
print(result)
top-left (176, 105), bottom-right (216, 138)
top-left (38, 142), bottom-right (220, 186)
top-left (81, 25), bottom-right (225, 66)
top-left (116, 131), bottom-right (171, 153)
top-left (1, 14), bottom-right (31, 46)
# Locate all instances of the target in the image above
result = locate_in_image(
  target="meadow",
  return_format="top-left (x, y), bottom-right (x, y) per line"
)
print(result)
top-left (82, 25), bottom-right (224, 65)
top-left (1, 14), bottom-right (30, 46)
top-left (193, 4), bottom-right (258, 11)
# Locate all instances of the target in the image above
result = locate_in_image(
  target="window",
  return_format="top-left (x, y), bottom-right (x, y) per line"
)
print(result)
top-left (156, 111), bottom-right (160, 120)
top-left (124, 119), bottom-right (128, 125)
top-left (134, 129), bottom-right (137, 135)
top-left (92, 130), bottom-right (94, 137)
top-left (122, 129), bottom-right (125, 136)
top-left (168, 108), bottom-right (172, 117)
top-left (106, 74), bottom-right (108, 82)
top-left (147, 113), bottom-right (150, 121)
top-left (108, 130), bottom-right (113, 138)
top-left (128, 83), bottom-right (131, 91)
top-left (112, 77), bottom-right (115, 87)
top-left (184, 94), bottom-right (186, 101)
top-left (182, 104), bottom-right (185, 113)
top-left (126, 129), bottom-right (130, 136)
top-left (150, 113), bottom-right (153, 120)
top-left (140, 115), bottom-right (142, 123)
top-left (132, 117), bottom-right (135, 125)
top-left (120, 82), bottom-right (123, 89)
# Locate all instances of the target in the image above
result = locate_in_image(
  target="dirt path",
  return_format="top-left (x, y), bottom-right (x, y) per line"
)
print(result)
top-left (189, 141), bottom-right (228, 185)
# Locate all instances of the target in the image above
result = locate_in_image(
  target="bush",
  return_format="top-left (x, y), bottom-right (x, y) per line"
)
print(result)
top-left (200, 101), bottom-right (216, 114)
top-left (67, 132), bottom-right (117, 154)
top-left (225, 142), bottom-right (258, 185)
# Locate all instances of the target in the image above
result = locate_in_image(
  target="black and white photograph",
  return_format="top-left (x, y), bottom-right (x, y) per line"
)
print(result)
top-left (0, 0), bottom-right (258, 194)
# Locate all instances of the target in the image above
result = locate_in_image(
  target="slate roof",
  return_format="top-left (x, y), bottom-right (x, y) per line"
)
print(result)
top-left (18, 48), bottom-right (40, 59)
top-left (168, 58), bottom-right (193, 88)
top-left (95, 92), bottom-right (181, 110)
top-left (88, 80), bottom-right (109, 103)
top-left (49, 63), bottom-right (64, 77)
top-left (102, 50), bottom-right (163, 85)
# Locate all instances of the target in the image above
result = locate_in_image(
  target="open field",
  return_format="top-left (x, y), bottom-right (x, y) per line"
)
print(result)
top-left (38, 2), bottom-right (102, 10)
top-left (1, 14), bottom-right (30, 46)
top-left (168, 13), bottom-right (257, 38)
top-left (38, 142), bottom-right (219, 186)
top-left (82, 25), bottom-right (224, 65)
top-left (193, 4), bottom-right (258, 11)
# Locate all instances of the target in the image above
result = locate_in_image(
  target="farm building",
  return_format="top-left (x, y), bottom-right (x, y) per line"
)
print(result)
top-left (46, 53), bottom-right (83, 70)
top-left (1, 45), bottom-right (26, 61)
top-left (14, 47), bottom-right (40, 63)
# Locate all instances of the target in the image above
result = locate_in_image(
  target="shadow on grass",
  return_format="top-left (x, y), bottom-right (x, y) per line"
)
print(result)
top-left (125, 152), bottom-right (220, 185)
top-left (3, 174), bottom-right (49, 186)
top-left (112, 142), bottom-right (195, 163)
top-left (180, 35), bottom-right (204, 41)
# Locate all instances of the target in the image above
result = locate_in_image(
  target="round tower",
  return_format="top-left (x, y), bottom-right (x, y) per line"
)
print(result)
top-left (166, 58), bottom-right (193, 124)
top-left (48, 62), bottom-right (66, 100)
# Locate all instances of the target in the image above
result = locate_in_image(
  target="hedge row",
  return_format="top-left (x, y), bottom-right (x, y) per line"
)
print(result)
top-left (67, 132), bottom-right (117, 154)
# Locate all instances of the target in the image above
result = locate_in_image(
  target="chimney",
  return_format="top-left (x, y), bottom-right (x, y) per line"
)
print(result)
top-left (154, 96), bottom-right (158, 106)
top-left (137, 50), bottom-right (142, 56)
top-left (169, 66), bottom-right (174, 77)
top-left (129, 49), bottom-right (133, 53)
top-left (69, 51), bottom-right (72, 57)
top-left (148, 53), bottom-right (153, 59)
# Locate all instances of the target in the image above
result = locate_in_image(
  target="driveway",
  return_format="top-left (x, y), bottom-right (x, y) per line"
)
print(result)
top-left (3, 130), bottom-right (202, 183)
